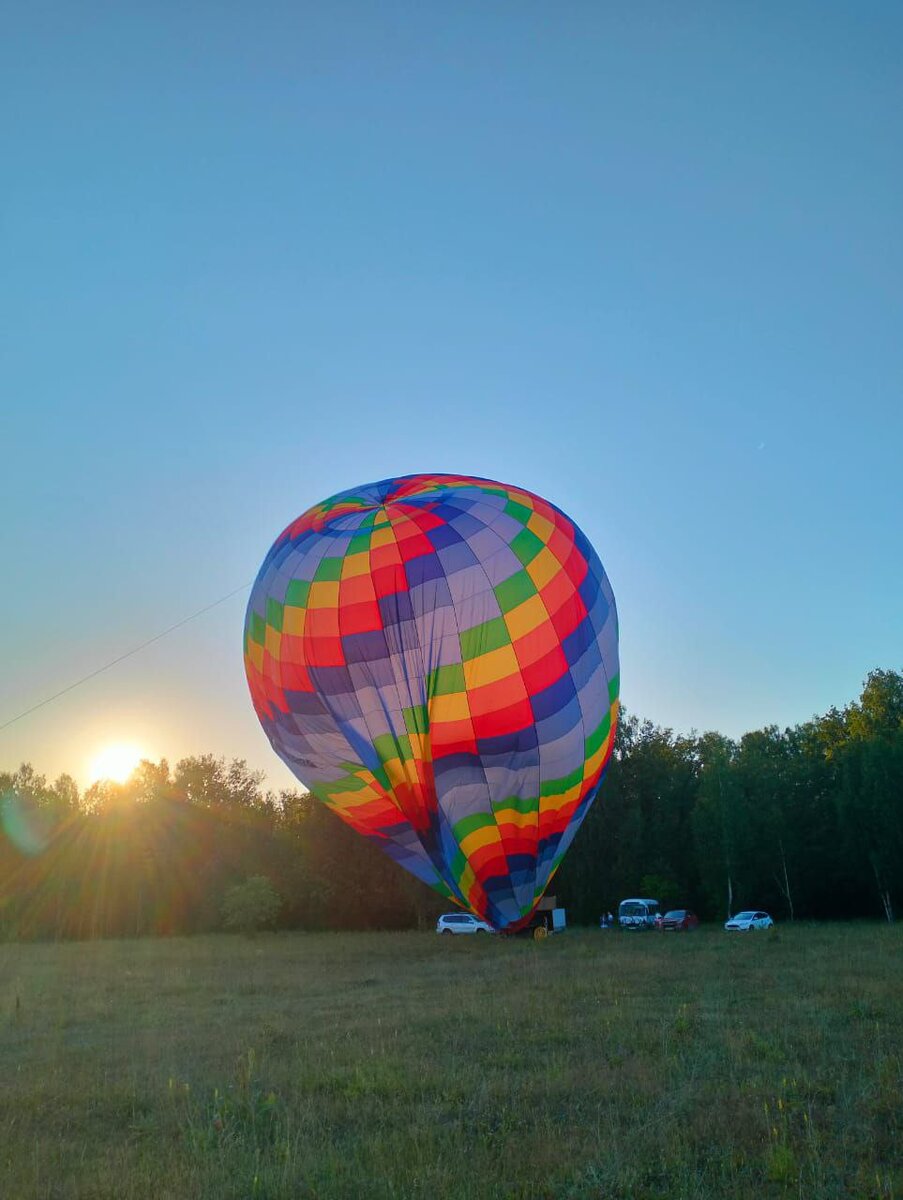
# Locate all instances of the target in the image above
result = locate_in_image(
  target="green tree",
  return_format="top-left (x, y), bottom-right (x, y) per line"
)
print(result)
top-left (832, 671), bottom-right (903, 922)
top-left (692, 733), bottom-right (739, 919)
top-left (221, 875), bottom-right (282, 934)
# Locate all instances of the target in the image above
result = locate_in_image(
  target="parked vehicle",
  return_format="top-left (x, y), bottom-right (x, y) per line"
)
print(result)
top-left (661, 909), bottom-right (699, 932)
top-left (436, 913), bottom-right (493, 935)
top-left (724, 910), bottom-right (774, 932)
top-left (618, 898), bottom-right (661, 929)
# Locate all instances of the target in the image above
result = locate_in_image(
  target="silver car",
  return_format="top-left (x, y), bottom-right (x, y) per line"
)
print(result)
top-left (436, 913), bottom-right (493, 935)
top-left (724, 910), bottom-right (774, 931)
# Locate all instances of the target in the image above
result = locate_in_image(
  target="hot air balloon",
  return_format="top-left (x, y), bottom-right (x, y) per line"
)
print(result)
top-left (244, 474), bottom-right (618, 932)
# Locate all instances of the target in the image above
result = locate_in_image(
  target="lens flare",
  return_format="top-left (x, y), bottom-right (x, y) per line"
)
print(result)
top-left (1, 791), bottom-right (52, 855)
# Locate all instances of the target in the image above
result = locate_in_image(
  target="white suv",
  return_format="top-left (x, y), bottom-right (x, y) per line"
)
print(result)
top-left (436, 913), bottom-right (493, 935)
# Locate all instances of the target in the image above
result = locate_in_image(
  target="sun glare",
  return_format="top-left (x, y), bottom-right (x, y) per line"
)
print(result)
top-left (89, 743), bottom-right (145, 785)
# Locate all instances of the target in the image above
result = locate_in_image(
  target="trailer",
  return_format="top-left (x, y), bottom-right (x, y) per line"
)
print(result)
top-left (517, 895), bottom-right (567, 940)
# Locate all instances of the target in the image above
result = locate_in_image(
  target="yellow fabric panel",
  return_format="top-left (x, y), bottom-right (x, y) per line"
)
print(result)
top-left (504, 593), bottom-right (548, 639)
top-left (494, 806), bottom-right (539, 831)
top-left (463, 643), bottom-right (520, 690)
top-left (282, 606), bottom-right (307, 636)
top-left (583, 731), bottom-right (613, 780)
top-left (429, 691), bottom-right (472, 722)
top-left (526, 546), bottom-right (561, 590)
top-left (541, 783), bottom-right (584, 813)
top-left (459, 824), bottom-right (504, 857)
top-left (340, 551), bottom-right (371, 579)
top-left (527, 511), bottom-right (554, 543)
top-left (383, 757), bottom-right (417, 790)
top-left (335, 783), bottom-right (383, 808)
top-left (508, 488), bottom-right (536, 511)
top-left (458, 862), bottom-right (477, 898)
top-left (308, 581), bottom-right (340, 609)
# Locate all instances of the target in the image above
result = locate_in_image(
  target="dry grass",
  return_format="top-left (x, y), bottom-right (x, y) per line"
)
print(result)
top-left (0, 925), bottom-right (900, 1198)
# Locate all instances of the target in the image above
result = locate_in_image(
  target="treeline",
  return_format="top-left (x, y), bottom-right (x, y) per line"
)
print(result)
top-left (1, 670), bottom-right (900, 939)
top-left (559, 668), bottom-right (901, 926)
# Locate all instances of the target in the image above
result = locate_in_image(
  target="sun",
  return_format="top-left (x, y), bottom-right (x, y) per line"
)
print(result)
top-left (89, 743), bottom-right (145, 785)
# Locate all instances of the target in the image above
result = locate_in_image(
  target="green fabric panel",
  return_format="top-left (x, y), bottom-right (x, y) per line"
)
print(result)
top-left (427, 662), bottom-right (466, 696)
top-left (284, 579), bottom-right (311, 608)
top-left (584, 710), bottom-right (612, 758)
top-left (540, 764), bottom-right (584, 798)
top-left (450, 847), bottom-right (468, 881)
top-left (504, 499), bottom-right (532, 525)
top-left (494, 569), bottom-right (537, 613)
top-left (493, 793), bottom-right (540, 817)
top-left (369, 729), bottom-right (393, 758)
top-left (459, 616), bottom-right (511, 661)
top-left (608, 672), bottom-right (620, 704)
top-left (372, 732), bottom-right (412, 762)
top-left (403, 704), bottom-right (429, 736)
top-left (510, 527), bottom-right (545, 566)
top-left (266, 598), bottom-right (283, 633)
top-left (248, 611), bottom-right (266, 646)
top-left (453, 811), bottom-right (496, 840)
top-left (372, 733), bottom-right (398, 762)
top-left (314, 556), bottom-right (343, 581)
top-left (326, 774), bottom-right (368, 793)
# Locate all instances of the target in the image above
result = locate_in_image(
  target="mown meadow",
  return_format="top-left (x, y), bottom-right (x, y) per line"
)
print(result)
top-left (1, 925), bottom-right (900, 1199)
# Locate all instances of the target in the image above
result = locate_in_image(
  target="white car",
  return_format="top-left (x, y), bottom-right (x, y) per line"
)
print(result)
top-left (724, 910), bottom-right (774, 931)
top-left (436, 913), bottom-right (493, 935)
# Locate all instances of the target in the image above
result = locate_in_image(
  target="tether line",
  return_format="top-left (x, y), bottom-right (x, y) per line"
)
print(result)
top-left (0, 581), bottom-right (252, 732)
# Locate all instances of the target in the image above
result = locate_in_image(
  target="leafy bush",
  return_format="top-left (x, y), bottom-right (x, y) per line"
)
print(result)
top-left (221, 875), bottom-right (281, 935)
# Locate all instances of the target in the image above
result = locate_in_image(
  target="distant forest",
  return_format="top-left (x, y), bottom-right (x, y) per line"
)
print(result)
top-left (2, 669), bottom-right (900, 939)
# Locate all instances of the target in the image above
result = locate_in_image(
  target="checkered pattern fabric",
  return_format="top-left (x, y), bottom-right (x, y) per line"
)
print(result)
top-left (245, 474), bottom-right (619, 931)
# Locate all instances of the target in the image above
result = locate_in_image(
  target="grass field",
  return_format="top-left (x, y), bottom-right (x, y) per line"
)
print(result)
top-left (1, 926), bottom-right (900, 1199)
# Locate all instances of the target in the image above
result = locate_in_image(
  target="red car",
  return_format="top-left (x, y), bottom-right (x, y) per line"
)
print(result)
top-left (661, 909), bottom-right (699, 932)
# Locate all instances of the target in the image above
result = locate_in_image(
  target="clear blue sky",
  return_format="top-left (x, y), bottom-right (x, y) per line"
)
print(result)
top-left (2, 3), bottom-right (901, 791)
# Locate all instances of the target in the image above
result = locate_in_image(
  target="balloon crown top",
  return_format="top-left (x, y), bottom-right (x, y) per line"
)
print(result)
top-left (276, 473), bottom-right (569, 545)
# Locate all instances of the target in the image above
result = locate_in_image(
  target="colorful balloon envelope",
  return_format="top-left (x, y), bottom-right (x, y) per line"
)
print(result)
top-left (244, 474), bottom-right (619, 931)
